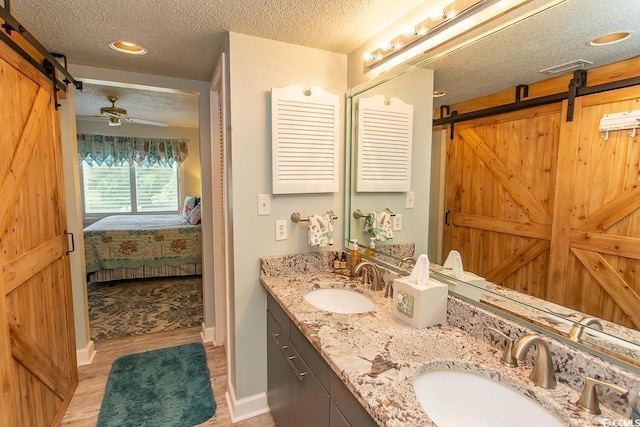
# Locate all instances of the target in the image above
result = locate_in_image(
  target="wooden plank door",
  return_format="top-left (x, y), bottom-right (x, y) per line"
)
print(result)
top-left (557, 86), bottom-right (640, 329)
top-left (443, 103), bottom-right (562, 300)
top-left (0, 40), bottom-right (77, 426)
top-left (444, 87), bottom-right (640, 329)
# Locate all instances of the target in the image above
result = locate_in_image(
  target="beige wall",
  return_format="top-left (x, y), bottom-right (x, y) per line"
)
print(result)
top-left (75, 121), bottom-right (202, 199)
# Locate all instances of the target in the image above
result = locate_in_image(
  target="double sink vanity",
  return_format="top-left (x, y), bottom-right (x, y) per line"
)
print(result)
top-left (260, 252), bottom-right (638, 426)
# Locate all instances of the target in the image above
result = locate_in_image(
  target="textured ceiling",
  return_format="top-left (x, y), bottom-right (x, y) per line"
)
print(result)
top-left (10, 0), bottom-right (427, 82)
top-left (7, 0), bottom-right (640, 128)
top-left (428, 0), bottom-right (640, 109)
top-left (9, 0), bottom-right (427, 128)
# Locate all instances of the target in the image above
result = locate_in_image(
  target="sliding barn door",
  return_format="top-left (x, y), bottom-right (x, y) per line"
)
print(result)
top-left (444, 104), bottom-right (561, 299)
top-left (444, 87), bottom-right (640, 330)
top-left (0, 40), bottom-right (77, 426)
top-left (552, 87), bottom-right (640, 329)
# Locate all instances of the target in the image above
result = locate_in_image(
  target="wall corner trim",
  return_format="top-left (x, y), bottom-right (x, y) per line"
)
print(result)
top-left (76, 340), bottom-right (96, 366)
top-left (225, 381), bottom-right (270, 423)
top-left (200, 322), bottom-right (218, 345)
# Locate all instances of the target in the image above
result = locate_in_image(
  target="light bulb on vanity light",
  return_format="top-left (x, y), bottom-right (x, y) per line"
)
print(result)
top-left (380, 40), bottom-right (393, 51)
top-left (445, 8), bottom-right (458, 19)
top-left (402, 26), bottom-right (416, 37)
top-left (363, 51), bottom-right (374, 62)
top-left (417, 26), bottom-right (429, 36)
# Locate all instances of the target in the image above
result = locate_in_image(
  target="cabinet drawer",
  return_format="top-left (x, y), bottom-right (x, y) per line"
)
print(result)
top-left (267, 293), bottom-right (290, 338)
top-left (290, 322), bottom-right (330, 392)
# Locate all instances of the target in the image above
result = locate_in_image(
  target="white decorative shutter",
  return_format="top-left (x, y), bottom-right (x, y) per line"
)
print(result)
top-left (356, 95), bottom-right (413, 192)
top-left (272, 84), bottom-right (339, 194)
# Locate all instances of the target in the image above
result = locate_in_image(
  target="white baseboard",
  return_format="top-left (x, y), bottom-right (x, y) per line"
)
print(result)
top-left (225, 380), bottom-right (270, 423)
top-left (76, 340), bottom-right (96, 366)
top-left (200, 322), bottom-right (216, 344)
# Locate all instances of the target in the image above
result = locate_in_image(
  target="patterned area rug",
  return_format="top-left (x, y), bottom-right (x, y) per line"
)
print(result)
top-left (88, 276), bottom-right (203, 341)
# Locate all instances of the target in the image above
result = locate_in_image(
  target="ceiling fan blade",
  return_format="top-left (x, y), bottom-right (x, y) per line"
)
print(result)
top-left (126, 117), bottom-right (169, 127)
top-left (77, 115), bottom-right (109, 122)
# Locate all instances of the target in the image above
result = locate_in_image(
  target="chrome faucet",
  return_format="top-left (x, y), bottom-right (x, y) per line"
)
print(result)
top-left (569, 316), bottom-right (603, 342)
top-left (354, 261), bottom-right (382, 291)
top-left (513, 334), bottom-right (557, 389)
top-left (576, 377), bottom-right (628, 415)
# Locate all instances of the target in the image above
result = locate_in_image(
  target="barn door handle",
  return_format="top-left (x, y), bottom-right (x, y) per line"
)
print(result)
top-left (64, 230), bottom-right (75, 255)
top-left (445, 210), bottom-right (451, 226)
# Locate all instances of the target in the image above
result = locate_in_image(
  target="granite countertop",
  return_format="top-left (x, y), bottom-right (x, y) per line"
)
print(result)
top-left (260, 269), bottom-right (621, 427)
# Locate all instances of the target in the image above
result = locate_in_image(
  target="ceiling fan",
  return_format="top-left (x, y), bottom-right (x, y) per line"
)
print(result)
top-left (89, 96), bottom-right (169, 127)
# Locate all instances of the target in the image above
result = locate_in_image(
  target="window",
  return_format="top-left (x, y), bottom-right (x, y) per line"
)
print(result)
top-left (81, 162), bottom-right (179, 215)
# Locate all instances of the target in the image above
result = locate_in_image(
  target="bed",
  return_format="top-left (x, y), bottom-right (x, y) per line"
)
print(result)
top-left (83, 214), bottom-right (202, 283)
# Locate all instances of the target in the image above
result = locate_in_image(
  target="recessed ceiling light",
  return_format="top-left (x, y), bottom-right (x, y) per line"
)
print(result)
top-left (433, 90), bottom-right (447, 98)
top-left (589, 31), bottom-right (633, 46)
top-left (108, 40), bottom-right (147, 55)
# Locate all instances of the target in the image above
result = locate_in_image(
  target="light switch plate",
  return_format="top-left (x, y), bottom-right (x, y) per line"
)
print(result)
top-left (393, 213), bottom-right (402, 231)
top-left (405, 191), bottom-right (415, 209)
top-left (258, 194), bottom-right (270, 215)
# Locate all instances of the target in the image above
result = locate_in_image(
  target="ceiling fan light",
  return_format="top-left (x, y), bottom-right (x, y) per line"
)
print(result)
top-left (108, 117), bottom-right (121, 126)
top-left (109, 40), bottom-right (147, 55)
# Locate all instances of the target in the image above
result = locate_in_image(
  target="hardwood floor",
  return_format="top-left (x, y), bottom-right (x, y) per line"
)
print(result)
top-left (61, 327), bottom-right (275, 426)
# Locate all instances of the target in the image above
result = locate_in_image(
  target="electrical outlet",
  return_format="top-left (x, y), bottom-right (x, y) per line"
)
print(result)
top-left (393, 213), bottom-right (402, 231)
top-left (257, 194), bottom-right (270, 215)
top-left (405, 191), bottom-right (415, 209)
top-left (275, 220), bottom-right (287, 241)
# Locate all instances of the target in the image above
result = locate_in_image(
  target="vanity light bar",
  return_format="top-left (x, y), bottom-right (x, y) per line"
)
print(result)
top-left (363, 0), bottom-right (530, 72)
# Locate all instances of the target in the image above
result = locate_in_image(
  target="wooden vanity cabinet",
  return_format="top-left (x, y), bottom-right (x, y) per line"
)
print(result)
top-left (267, 310), bottom-right (329, 427)
top-left (266, 294), bottom-right (377, 427)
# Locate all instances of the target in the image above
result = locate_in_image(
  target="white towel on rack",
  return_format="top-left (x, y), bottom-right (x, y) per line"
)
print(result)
top-left (308, 214), bottom-right (334, 247)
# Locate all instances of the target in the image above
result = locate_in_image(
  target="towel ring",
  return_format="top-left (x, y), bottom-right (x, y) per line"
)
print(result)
top-left (291, 210), bottom-right (338, 223)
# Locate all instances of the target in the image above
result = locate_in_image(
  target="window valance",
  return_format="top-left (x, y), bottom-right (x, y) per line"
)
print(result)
top-left (77, 134), bottom-right (189, 167)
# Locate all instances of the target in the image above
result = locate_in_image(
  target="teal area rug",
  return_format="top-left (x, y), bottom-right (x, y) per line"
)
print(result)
top-left (97, 343), bottom-right (216, 427)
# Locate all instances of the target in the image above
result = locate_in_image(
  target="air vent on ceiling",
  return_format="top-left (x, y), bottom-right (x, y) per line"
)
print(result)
top-left (539, 59), bottom-right (593, 74)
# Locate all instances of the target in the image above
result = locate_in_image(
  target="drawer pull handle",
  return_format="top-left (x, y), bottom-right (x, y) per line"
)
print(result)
top-left (287, 355), bottom-right (307, 381)
top-left (271, 332), bottom-right (288, 351)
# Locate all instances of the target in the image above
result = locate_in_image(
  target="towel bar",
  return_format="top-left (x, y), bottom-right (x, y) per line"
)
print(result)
top-left (352, 208), bottom-right (396, 219)
top-left (291, 210), bottom-right (338, 223)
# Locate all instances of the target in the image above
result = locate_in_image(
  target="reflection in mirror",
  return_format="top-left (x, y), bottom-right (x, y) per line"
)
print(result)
top-left (345, 0), bottom-right (640, 372)
top-left (346, 68), bottom-right (433, 257)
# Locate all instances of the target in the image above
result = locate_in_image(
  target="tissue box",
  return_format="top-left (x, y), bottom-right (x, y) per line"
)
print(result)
top-left (440, 270), bottom-right (486, 302)
top-left (392, 277), bottom-right (448, 328)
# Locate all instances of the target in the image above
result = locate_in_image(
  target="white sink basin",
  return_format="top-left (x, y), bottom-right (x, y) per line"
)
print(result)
top-left (413, 368), bottom-right (565, 427)
top-left (304, 288), bottom-right (375, 314)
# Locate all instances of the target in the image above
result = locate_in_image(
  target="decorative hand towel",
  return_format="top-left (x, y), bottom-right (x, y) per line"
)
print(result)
top-left (308, 213), bottom-right (334, 247)
top-left (363, 211), bottom-right (378, 236)
top-left (376, 209), bottom-right (394, 241)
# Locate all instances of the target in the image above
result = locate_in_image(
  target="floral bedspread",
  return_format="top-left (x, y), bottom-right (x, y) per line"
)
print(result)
top-left (83, 215), bottom-right (202, 273)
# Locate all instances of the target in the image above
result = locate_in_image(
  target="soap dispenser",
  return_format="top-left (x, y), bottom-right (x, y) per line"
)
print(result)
top-left (349, 240), bottom-right (361, 277)
top-left (365, 237), bottom-right (376, 257)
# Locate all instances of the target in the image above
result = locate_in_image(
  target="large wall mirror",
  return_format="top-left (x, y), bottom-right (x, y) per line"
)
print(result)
top-left (345, 0), bottom-right (640, 372)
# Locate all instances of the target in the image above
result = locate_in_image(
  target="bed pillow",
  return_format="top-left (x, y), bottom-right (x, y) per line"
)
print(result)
top-left (183, 195), bottom-right (197, 217)
top-left (186, 204), bottom-right (201, 225)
